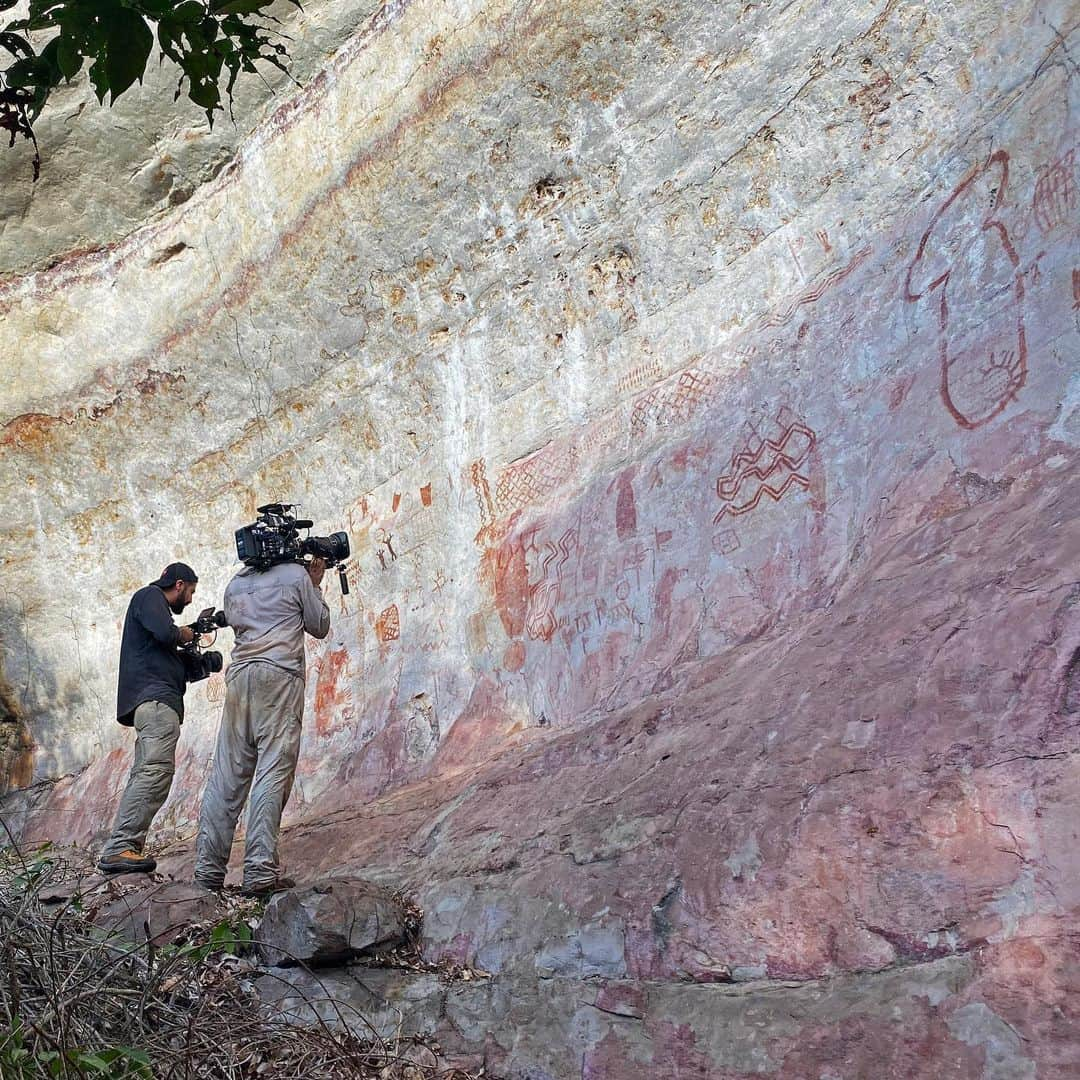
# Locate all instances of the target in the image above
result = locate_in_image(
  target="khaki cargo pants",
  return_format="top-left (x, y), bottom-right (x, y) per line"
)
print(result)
top-left (101, 700), bottom-right (181, 858)
top-left (194, 662), bottom-right (304, 891)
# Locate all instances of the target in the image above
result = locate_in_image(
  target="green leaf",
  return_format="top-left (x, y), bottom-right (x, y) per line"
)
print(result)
top-left (88, 55), bottom-right (109, 103)
top-left (157, 22), bottom-right (180, 62)
top-left (56, 35), bottom-right (82, 79)
top-left (1, 56), bottom-right (37, 87)
top-left (38, 35), bottom-right (63, 81)
top-left (72, 1052), bottom-right (113, 1073)
top-left (171, 1), bottom-right (205, 22)
top-left (0, 30), bottom-right (34, 59)
top-left (118, 1047), bottom-right (151, 1065)
top-left (105, 9), bottom-right (153, 101)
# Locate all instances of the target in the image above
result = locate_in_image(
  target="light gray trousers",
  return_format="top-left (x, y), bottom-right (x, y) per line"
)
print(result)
top-left (194, 662), bottom-right (304, 890)
top-left (101, 700), bottom-right (181, 857)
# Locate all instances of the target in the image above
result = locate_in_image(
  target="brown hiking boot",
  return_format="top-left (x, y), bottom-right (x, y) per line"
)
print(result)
top-left (240, 875), bottom-right (296, 899)
top-left (98, 850), bottom-right (157, 874)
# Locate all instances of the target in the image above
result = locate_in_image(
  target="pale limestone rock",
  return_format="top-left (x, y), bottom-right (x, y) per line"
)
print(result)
top-left (1, 0), bottom-right (1078, 1075)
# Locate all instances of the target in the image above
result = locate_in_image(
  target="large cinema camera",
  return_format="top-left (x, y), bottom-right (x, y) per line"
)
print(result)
top-left (179, 607), bottom-right (227, 683)
top-left (235, 503), bottom-right (352, 594)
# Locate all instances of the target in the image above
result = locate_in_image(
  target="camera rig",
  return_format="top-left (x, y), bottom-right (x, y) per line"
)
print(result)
top-left (235, 503), bottom-right (351, 595)
top-left (179, 606), bottom-right (227, 683)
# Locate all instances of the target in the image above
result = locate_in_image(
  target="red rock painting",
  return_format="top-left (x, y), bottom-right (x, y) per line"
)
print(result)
top-left (630, 366), bottom-right (719, 439)
top-left (314, 647), bottom-right (350, 734)
top-left (495, 444), bottom-right (580, 516)
top-left (613, 470), bottom-right (635, 540)
top-left (1032, 148), bottom-right (1076, 236)
top-left (616, 357), bottom-right (662, 394)
top-left (375, 604), bottom-right (400, 642)
top-left (502, 640), bottom-right (526, 671)
top-left (754, 246), bottom-right (872, 331)
top-left (525, 580), bottom-right (560, 641)
top-left (904, 150), bottom-right (1027, 429)
top-left (712, 529), bottom-right (740, 555)
top-left (540, 528), bottom-right (578, 581)
top-left (204, 673), bottom-right (226, 704)
top-left (713, 408), bottom-right (817, 525)
top-left (484, 538), bottom-right (529, 639)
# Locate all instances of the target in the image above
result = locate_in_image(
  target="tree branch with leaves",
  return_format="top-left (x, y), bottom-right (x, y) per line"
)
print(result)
top-left (0, 0), bottom-right (298, 180)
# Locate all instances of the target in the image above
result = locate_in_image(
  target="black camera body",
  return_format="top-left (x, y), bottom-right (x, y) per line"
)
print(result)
top-left (179, 606), bottom-right (227, 683)
top-left (236, 503), bottom-right (352, 594)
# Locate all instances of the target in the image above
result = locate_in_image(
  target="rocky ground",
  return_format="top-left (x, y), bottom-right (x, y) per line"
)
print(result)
top-left (0, 847), bottom-right (486, 1077)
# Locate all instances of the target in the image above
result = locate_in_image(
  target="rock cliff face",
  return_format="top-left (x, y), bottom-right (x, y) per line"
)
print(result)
top-left (1, 0), bottom-right (1079, 1075)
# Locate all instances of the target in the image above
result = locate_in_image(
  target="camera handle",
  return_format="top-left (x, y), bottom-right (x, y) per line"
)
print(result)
top-left (338, 566), bottom-right (350, 596)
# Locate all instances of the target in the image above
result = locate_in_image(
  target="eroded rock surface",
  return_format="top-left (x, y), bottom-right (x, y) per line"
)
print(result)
top-left (256, 878), bottom-right (405, 966)
top-left (1, 0), bottom-right (1078, 1075)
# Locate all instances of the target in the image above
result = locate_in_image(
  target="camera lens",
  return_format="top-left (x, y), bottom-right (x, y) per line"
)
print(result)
top-left (299, 532), bottom-right (351, 565)
top-left (328, 531), bottom-right (350, 562)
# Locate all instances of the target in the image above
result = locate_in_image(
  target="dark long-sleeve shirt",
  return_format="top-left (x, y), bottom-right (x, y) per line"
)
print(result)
top-left (224, 561), bottom-right (330, 681)
top-left (116, 584), bottom-right (186, 725)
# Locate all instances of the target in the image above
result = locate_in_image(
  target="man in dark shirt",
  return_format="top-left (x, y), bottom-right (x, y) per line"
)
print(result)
top-left (98, 562), bottom-right (199, 874)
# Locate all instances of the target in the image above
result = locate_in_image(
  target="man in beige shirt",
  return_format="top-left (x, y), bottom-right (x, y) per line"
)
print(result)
top-left (194, 557), bottom-right (330, 896)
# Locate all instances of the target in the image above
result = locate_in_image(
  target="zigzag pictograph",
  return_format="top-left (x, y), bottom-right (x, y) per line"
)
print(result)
top-left (713, 414), bottom-right (816, 525)
top-left (540, 528), bottom-right (578, 579)
top-left (754, 246), bottom-right (872, 331)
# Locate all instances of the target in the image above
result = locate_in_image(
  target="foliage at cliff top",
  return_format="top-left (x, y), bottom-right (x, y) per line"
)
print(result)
top-left (0, 0), bottom-right (298, 178)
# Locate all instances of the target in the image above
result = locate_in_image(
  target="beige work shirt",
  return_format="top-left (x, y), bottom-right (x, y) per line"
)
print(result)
top-left (224, 561), bottom-right (330, 681)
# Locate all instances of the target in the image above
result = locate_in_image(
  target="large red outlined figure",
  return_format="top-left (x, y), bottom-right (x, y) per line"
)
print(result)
top-left (904, 150), bottom-right (1027, 430)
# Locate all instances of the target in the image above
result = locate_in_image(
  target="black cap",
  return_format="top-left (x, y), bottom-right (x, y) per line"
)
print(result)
top-left (154, 562), bottom-right (199, 588)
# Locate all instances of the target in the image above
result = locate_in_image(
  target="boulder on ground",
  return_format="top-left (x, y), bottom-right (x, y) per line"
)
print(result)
top-left (256, 878), bottom-right (405, 967)
top-left (95, 881), bottom-right (220, 946)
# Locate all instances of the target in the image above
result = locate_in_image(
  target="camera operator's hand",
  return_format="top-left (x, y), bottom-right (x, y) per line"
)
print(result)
top-left (307, 557), bottom-right (327, 588)
top-left (178, 626), bottom-right (196, 645)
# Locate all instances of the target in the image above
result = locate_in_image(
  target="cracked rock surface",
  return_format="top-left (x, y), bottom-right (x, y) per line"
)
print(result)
top-left (1, 0), bottom-right (1079, 1075)
top-left (256, 878), bottom-right (405, 967)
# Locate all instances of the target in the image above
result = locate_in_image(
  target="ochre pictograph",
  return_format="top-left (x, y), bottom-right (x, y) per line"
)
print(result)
top-left (616, 357), bottom-right (663, 395)
top-left (540, 528), bottom-right (578, 580)
top-left (712, 530), bottom-right (740, 556)
top-left (754, 246), bottom-right (872, 332)
top-left (615, 470), bottom-right (637, 541)
top-left (630, 366), bottom-right (719, 439)
top-left (713, 407), bottom-right (816, 525)
top-left (1032, 148), bottom-right (1076, 236)
top-left (904, 150), bottom-right (1027, 430)
top-left (525, 580), bottom-right (560, 642)
top-left (205, 673), bottom-right (226, 704)
top-left (376, 604), bottom-right (400, 642)
top-left (495, 444), bottom-right (580, 516)
top-left (469, 458), bottom-right (498, 544)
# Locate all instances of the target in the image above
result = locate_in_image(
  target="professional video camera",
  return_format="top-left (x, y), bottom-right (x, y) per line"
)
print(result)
top-left (235, 503), bottom-right (352, 594)
top-left (179, 607), bottom-right (227, 683)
